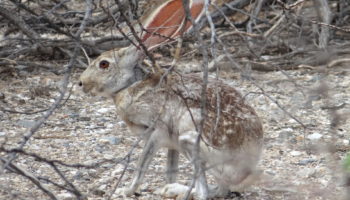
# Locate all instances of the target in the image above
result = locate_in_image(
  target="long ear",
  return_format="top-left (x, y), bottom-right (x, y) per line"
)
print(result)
top-left (141, 0), bottom-right (205, 50)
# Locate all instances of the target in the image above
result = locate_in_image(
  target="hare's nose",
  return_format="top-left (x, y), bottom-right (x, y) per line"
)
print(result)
top-left (78, 81), bottom-right (83, 87)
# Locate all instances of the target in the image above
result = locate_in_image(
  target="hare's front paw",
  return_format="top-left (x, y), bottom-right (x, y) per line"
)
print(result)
top-left (207, 184), bottom-right (230, 198)
top-left (115, 187), bottom-right (137, 197)
top-left (155, 183), bottom-right (193, 199)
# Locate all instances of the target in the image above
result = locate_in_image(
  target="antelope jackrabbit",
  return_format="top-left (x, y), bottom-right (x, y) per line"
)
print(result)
top-left (79, 0), bottom-right (263, 199)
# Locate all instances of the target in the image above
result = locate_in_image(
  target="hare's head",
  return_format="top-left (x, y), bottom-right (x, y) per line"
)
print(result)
top-left (79, 47), bottom-right (143, 97)
top-left (79, 0), bottom-right (205, 96)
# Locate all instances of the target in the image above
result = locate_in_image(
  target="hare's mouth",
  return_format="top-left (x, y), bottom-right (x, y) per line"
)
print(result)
top-left (81, 85), bottom-right (93, 94)
top-left (81, 85), bottom-right (111, 97)
top-left (79, 83), bottom-right (98, 96)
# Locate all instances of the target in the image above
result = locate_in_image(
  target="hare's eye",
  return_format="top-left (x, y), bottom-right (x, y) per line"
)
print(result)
top-left (99, 60), bottom-right (110, 69)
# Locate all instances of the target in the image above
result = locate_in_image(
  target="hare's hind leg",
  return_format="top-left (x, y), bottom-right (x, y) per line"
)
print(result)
top-left (156, 132), bottom-right (209, 199)
top-left (166, 149), bottom-right (179, 184)
top-left (179, 132), bottom-right (209, 200)
top-left (194, 161), bottom-right (209, 200)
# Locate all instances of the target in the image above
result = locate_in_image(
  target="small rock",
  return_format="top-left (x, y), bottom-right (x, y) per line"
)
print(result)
top-left (307, 133), bottom-right (323, 141)
top-left (88, 169), bottom-right (99, 178)
top-left (30, 86), bottom-right (51, 97)
top-left (324, 135), bottom-right (331, 139)
top-left (0, 92), bottom-right (5, 100)
top-left (79, 116), bottom-right (91, 121)
top-left (99, 138), bottom-right (110, 145)
top-left (63, 142), bottom-right (71, 148)
top-left (295, 135), bottom-right (304, 142)
top-left (58, 192), bottom-right (75, 200)
top-left (265, 170), bottom-right (276, 176)
top-left (280, 128), bottom-right (293, 132)
top-left (99, 136), bottom-right (120, 145)
top-left (343, 140), bottom-right (349, 145)
top-left (92, 185), bottom-right (106, 196)
top-left (17, 120), bottom-right (36, 128)
top-left (106, 123), bottom-right (114, 129)
top-left (69, 113), bottom-right (79, 119)
top-left (103, 154), bottom-right (114, 160)
top-left (95, 145), bottom-right (105, 153)
top-left (97, 108), bottom-right (109, 114)
top-left (73, 171), bottom-right (84, 180)
top-left (297, 168), bottom-right (316, 178)
top-left (155, 183), bottom-right (191, 198)
top-left (117, 121), bottom-right (127, 128)
top-left (298, 158), bottom-right (317, 165)
top-left (320, 179), bottom-right (328, 186)
top-left (15, 64), bottom-right (32, 72)
top-left (290, 151), bottom-right (302, 156)
top-left (140, 183), bottom-right (151, 191)
top-left (277, 129), bottom-right (294, 142)
top-left (112, 167), bottom-right (126, 176)
top-left (0, 132), bottom-right (6, 136)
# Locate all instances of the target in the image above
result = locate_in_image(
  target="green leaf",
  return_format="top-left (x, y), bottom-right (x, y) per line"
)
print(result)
top-left (344, 153), bottom-right (350, 172)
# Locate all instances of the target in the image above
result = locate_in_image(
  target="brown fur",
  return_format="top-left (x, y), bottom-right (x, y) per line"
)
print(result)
top-left (168, 73), bottom-right (263, 149)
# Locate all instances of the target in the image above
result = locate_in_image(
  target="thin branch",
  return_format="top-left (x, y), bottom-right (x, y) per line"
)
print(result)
top-left (181, 0), bottom-right (211, 198)
top-left (0, 157), bottom-right (58, 200)
top-left (0, 6), bottom-right (39, 40)
top-left (1, 1), bottom-right (93, 198)
top-left (51, 163), bottom-right (84, 199)
top-left (113, 0), bottom-right (157, 66)
top-left (0, 147), bottom-right (115, 169)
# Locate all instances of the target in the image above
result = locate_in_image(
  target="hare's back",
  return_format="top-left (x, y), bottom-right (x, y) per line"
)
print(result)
top-left (170, 74), bottom-right (263, 150)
